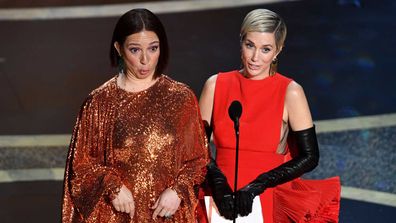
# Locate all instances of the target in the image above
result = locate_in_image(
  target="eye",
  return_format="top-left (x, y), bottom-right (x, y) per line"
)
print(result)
top-left (261, 48), bottom-right (271, 53)
top-left (129, 48), bottom-right (140, 54)
top-left (245, 42), bottom-right (254, 49)
top-left (149, 45), bottom-right (159, 52)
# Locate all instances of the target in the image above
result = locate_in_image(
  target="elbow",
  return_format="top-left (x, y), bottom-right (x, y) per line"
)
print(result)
top-left (306, 153), bottom-right (319, 172)
top-left (312, 155), bottom-right (319, 170)
top-left (293, 125), bottom-right (320, 173)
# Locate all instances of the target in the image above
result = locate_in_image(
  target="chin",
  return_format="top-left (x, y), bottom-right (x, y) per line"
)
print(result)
top-left (246, 69), bottom-right (264, 77)
top-left (138, 71), bottom-right (154, 78)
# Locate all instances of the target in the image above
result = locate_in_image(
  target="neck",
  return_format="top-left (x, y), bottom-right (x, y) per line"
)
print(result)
top-left (119, 72), bottom-right (158, 92)
top-left (240, 69), bottom-right (269, 80)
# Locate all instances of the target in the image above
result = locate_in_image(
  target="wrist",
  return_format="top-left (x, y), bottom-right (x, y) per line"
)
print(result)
top-left (168, 184), bottom-right (183, 201)
top-left (103, 175), bottom-right (123, 201)
top-left (242, 183), bottom-right (264, 197)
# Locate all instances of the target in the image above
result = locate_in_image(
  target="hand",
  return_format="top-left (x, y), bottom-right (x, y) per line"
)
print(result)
top-left (151, 188), bottom-right (181, 220)
top-left (213, 192), bottom-right (235, 220)
top-left (111, 185), bottom-right (135, 219)
top-left (207, 159), bottom-right (236, 220)
top-left (235, 188), bottom-right (255, 217)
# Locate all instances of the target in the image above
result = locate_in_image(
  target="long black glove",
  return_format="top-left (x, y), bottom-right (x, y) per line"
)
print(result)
top-left (207, 159), bottom-right (236, 220)
top-left (203, 120), bottom-right (236, 220)
top-left (235, 125), bottom-right (320, 217)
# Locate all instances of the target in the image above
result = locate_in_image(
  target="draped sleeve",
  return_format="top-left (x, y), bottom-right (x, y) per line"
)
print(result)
top-left (62, 88), bottom-right (122, 222)
top-left (170, 88), bottom-right (209, 216)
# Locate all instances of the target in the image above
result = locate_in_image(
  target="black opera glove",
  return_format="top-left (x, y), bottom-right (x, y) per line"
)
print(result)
top-left (234, 188), bottom-right (255, 217)
top-left (207, 159), bottom-right (236, 220)
top-left (203, 120), bottom-right (236, 220)
top-left (236, 125), bottom-right (320, 217)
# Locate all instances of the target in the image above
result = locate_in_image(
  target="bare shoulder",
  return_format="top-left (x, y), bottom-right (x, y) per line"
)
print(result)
top-left (204, 74), bottom-right (218, 91)
top-left (286, 80), bottom-right (306, 100)
top-left (200, 74), bottom-right (218, 98)
top-left (199, 74), bottom-right (218, 122)
top-left (285, 80), bottom-right (313, 130)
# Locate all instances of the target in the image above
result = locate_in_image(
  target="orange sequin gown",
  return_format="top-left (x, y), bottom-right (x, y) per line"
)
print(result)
top-left (62, 75), bottom-right (208, 223)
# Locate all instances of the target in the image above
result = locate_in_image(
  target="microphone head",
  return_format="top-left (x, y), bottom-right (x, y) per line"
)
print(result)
top-left (228, 100), bottom-right (242, 121)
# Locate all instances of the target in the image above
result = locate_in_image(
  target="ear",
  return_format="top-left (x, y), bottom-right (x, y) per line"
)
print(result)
top-left (114, 42), bottom-right (122, 57)
top-left (274, 45), bottom-right (283, 59)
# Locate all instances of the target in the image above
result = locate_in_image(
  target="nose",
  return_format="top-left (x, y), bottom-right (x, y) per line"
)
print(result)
top-left (251, 49), bottom-right (259, 62)
top-left (140, 51), bottom-right (149, 65)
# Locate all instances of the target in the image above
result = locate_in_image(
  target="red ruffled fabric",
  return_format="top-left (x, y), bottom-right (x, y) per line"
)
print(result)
top-left (273, 176), bottom-right (341, 223)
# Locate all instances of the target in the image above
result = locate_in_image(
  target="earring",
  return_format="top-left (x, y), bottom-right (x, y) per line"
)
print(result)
top-left (269, 58), bottom-right (278, 76)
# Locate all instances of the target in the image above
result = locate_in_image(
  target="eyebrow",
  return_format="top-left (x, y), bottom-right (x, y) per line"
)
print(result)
top-left (127, 41), bottom-right (160, 47)
top-left (245, 39), bottom-right (273, 48)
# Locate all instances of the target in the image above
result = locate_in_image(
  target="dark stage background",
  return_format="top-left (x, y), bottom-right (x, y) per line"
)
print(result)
top-left (0, 0), bottom-right (395, 222)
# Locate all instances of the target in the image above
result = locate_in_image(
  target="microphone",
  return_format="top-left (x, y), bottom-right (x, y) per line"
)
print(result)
top-left (228, 100), bottom-right (243, 222)
top-left (228, 100), bottom-right (243, 133)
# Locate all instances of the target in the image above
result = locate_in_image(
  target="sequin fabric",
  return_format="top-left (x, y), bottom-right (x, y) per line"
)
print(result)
top-left (62, 75), bottom-right (209, 223)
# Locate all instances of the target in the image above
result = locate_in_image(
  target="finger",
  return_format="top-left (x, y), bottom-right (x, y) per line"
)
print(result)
top-left (129, 211), bottom-right (134, 219)
top-left (235, 193), bottom-right (243, 216)
top-left (123, 203), bottom-right (130, 214)
top-left (237, 195), bottom-right (244, 216)
top-left (114, 204), bottom-right (121, 212)
top-left (112, 198), bottom-right (121, 212)
top-left (152, 205), bottom-right (163, 219)
top-left (219, 201), bottom-right (229, 218)
top-left (129, 202), bottom-right (135, 219)
top-left (151, 198), bottom-right (159, 209)
top-left (239, 199), bottom-right (247, 216)
top-left (158, 206), bottom-right (168, 217)
top-left (230, 197), bottom-right (238, 219)
top-left (248, 197), bottom-right (253, 214)
top-left (227, 197), bottom-right (235, 214)
top-left (119, 203), bottom-right (125, 213)
top-left (242, 195), bottom-right (250, 216)
top-left (224, 211), bottom-right (234, 221)
top-left (222, 202), bottom-right (233, 220)
top-left (245, 194), bottom-right (253, 215)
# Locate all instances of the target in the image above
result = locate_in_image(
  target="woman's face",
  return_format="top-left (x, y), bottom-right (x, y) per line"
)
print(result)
top-left (115, 30), bottom-right (160, 79)
top-left (241, 31), bottom-right (279, 80)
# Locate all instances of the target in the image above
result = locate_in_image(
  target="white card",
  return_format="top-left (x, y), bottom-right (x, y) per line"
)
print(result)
top-left (204, 196), bottom-right (264, 223)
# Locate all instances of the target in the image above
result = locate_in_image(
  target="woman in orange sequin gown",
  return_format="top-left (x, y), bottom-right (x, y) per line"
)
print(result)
top-left (62, 9), bottom-right (208, 223)
top-left (199, 9), bottom-right (340, 223)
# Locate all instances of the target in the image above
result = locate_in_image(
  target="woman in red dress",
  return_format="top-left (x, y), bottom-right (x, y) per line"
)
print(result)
top-left (199, 9), bottom-right (340, 222)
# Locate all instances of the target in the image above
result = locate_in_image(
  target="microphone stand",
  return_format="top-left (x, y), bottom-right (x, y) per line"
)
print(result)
top-left (233, 117), bottom-right (240, 223)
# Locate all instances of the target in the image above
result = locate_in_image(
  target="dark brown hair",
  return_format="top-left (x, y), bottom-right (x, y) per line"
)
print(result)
top-left (110, 8), bottom-right (169, 78)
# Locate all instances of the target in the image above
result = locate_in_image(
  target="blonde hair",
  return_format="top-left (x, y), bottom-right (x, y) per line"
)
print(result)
top-left (240, 9), bottom-right (287, 52)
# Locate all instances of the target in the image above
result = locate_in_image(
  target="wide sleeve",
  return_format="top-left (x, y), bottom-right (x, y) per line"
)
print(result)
top-left (62, 94), bottom-right (122, 221)
top-left (171, 90), bottom-right (209, 208)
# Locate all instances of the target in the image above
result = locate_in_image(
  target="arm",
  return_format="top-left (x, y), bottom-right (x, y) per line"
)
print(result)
top-left (236, 82), bottom-right (320, 216)
top-left (199, 74), bottom-right (217, 130)
top-left (159, 90), bottom-right (209, 217)
top-left (206, 154), bottom-right (236, 220)
top-left (63, 95), bottom-right (124, 220)
top-left (199, 75), bottom-right (236, 220)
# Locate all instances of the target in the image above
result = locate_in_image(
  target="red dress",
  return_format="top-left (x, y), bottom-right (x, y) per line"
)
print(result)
top-left (211, 70), bottom-right (340, 223)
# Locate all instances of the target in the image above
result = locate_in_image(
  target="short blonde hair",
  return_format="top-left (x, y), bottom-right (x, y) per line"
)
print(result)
top-left (240, 9), bottom-right (287, 52)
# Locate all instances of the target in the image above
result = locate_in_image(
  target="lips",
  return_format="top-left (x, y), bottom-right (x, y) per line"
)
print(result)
top-left (139, 69), bottom-right (150, 75)
top-left (247, 63), bottom-right (261, 70)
